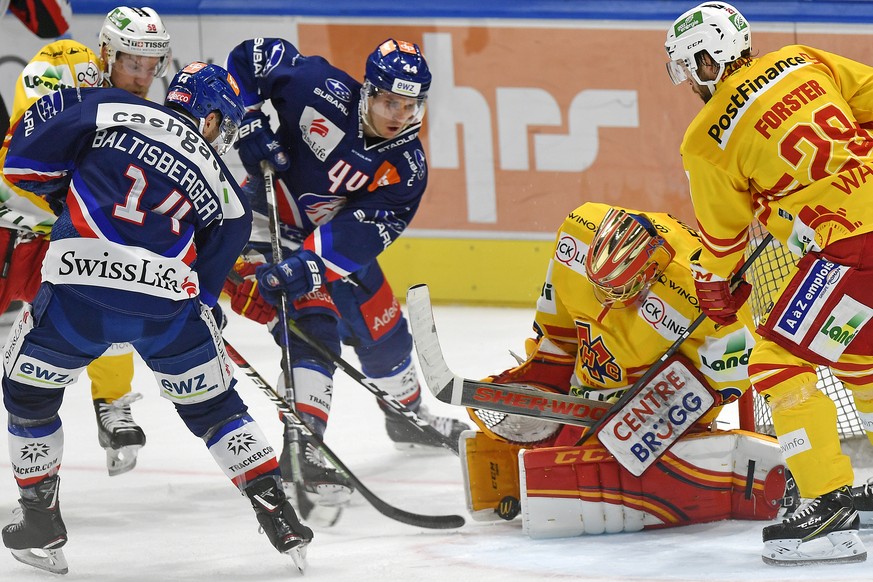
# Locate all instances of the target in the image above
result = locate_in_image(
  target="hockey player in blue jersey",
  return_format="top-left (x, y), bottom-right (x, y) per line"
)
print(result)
top-left (222, 38), bottom-right (469, 514)
top-left (1, 63), bottom-right (312, 575)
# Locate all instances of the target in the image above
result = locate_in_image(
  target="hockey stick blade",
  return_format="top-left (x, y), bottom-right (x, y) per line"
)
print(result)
top-left (224, 338), bottom-right (466, 530)
top-left (406, 284), bottom-right (610, 427)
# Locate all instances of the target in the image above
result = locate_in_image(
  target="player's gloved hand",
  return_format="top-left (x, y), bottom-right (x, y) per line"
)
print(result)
top-left (694, 278), bottom-right (752, 326)
top-left (222, 260), bottom-right (277, 324)
top-left (256, 250), bottom-right (325, 305)
top-left (234, 110), bottom-right (290, 177)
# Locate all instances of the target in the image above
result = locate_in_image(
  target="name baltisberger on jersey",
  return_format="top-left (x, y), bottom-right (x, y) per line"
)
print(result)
top-left (93, 103), bottom-right (226, 223)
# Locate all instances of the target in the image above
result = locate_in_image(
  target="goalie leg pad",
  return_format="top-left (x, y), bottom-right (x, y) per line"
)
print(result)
top-left (460, 430), bottom-right (524, 521)
top-left (520, 430), bottom-right (786, 539)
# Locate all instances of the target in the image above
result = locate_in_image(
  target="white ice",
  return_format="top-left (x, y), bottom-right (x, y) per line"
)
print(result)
top-left (2, 302), bottom-right (873, 582)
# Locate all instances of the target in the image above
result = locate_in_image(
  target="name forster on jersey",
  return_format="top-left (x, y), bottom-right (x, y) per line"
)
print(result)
top-left (706, 51), bottom-right (815, 149)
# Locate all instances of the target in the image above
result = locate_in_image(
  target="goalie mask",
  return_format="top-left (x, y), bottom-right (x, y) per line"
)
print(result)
top-left (665, 2), bottom-right (750, 93)
top-left (585, 208), bottom-right (674, 307)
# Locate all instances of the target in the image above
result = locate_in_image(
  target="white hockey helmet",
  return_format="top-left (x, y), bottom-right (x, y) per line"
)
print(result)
top-left (99, 6), bottom-right (172, 78)
top-left (665, 2), bottom-right (750, 92)
top-left (585, 208), bottom-right (674, 307)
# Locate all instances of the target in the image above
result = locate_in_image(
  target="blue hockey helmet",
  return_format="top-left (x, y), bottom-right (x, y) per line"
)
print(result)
top-left (365, 38), bottom-right (431, 98)
top-left (361, 39), bottom-right (430, 137)
top-left (164, 62), bottom-right (245, 155)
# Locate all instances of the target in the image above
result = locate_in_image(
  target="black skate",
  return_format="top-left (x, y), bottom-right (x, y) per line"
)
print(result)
top-left (2, 476), bottom-right (68, 575)
top-left (762, 485), bottom-right (866, 565)
top-left (245, 476), bottom-right (313, 573)
top-left (279, 432), bottom-right (354, 527)
top-left (385, 404), bottom-right (470, 452)
top-left (94, 393), bottom-right (146, 476)
top-left (851, 479), bottom-right (873, 527)
top-left (780, 468), bottom-right (801, 518)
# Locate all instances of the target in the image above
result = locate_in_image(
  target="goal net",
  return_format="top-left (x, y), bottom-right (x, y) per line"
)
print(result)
top-left (738, 222), bottom-right (865, 439)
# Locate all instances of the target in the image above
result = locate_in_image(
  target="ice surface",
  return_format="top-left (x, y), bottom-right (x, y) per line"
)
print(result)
top-left (2, 302), bottom-right (873, 581)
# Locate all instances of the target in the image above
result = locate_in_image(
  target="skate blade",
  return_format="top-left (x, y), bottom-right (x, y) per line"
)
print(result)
top-left (284, 541), bottom-right (308, 573)
top-left (106, 445), bottom-right (142, 476)
top-left (763, 530), bottom-right (867, 565)
top-left (10, 547), bottom-right (69, 575)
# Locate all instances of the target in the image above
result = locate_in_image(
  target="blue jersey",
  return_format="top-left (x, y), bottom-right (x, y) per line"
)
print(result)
top-left (227, 38), bottom-right (428, 280)
top-left (3, 87), bottom-right (251, 316)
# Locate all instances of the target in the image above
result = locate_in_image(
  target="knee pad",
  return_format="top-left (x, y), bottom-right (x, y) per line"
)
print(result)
top-left (286, 360), bottom-right (333, 427)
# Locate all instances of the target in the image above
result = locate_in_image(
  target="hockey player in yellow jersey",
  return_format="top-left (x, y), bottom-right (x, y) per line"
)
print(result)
top-left (461, 202), bottom-right (786, 538)
top-left (0, 6), bottom-right (172, 476)
top-left (666, 1), bottom-right (873, 566)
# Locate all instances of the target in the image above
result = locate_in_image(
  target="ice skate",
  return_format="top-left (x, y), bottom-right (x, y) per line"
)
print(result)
top-left (385, 404), bottom-right (470, 452)
top-left (851, 478), bottom-right (873, 527)
top-left (762, 485), bottom-right (866, 565)
top-left (279, 432), bottom-right (354, 527)
top-left (780, 468), bottom-right (801, 518)
top-left (245, 476), bottom-right (313, 573)
top-left (2, 476), bottom-right (68, 575)
top-left (94, 392), bottom-right (146, 476)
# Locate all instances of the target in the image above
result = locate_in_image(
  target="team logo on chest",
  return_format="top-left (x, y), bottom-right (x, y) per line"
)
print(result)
top-left (576, 322), bottom-right (622, 384)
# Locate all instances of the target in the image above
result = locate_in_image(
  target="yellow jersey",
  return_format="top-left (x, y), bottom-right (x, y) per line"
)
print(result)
top-left (681, 45), bottom-right (873, 279)
top-left (535, 202), bottom-right (755, 407)
top-left (0, 39), bottom-right (103, 233)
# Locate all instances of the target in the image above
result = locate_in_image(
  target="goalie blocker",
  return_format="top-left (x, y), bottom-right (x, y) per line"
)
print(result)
top-left (461, 429), bottom-right (787, 537)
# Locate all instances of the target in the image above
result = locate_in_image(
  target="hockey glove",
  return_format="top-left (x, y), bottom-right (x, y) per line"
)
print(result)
top-left (234, 110), bottom-right (290, 177)
top-left (222, 260), bottom-right (277, 324)
top-left (694, 278), bottom-right (752, 326)
top-left (256, 249), bottom-right (325, 305)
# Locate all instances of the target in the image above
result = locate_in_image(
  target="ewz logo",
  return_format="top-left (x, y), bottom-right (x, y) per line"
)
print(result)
top-left (161, 373), bottom-right (215, 396)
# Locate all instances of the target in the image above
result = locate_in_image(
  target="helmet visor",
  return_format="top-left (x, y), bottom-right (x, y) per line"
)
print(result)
top-left (666, 59), bottom-right (692, 85)
top-left (114, 53), bottom-right (164, 80)
top-left (363, 81), bottom-right (427, 128)
top-left (207, 114), bottom-right (240, 156)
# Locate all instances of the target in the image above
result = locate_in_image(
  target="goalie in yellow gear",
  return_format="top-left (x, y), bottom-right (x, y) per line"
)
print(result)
top-left (461, 203), bottom-right (787, 536)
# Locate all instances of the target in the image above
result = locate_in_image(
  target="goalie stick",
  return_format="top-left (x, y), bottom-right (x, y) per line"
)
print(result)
top-left (223, 338), bottom-right (466, 530)
top-left (406, 284), bottom-right (611, 427)
top-left (406, 234), bottom-right (775, 433)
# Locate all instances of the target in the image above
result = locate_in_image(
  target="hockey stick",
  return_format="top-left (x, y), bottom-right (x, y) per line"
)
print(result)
top-left (261, 163), bottom-right (311, 514)
top-left (225, 269), bottom-right (460, 454)
top-left (223, 338), bottom-right (466, 529)
top-left (573, 232), bottom-right (775, 447)
top-left (406, 284), bottom-right (611, 427)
